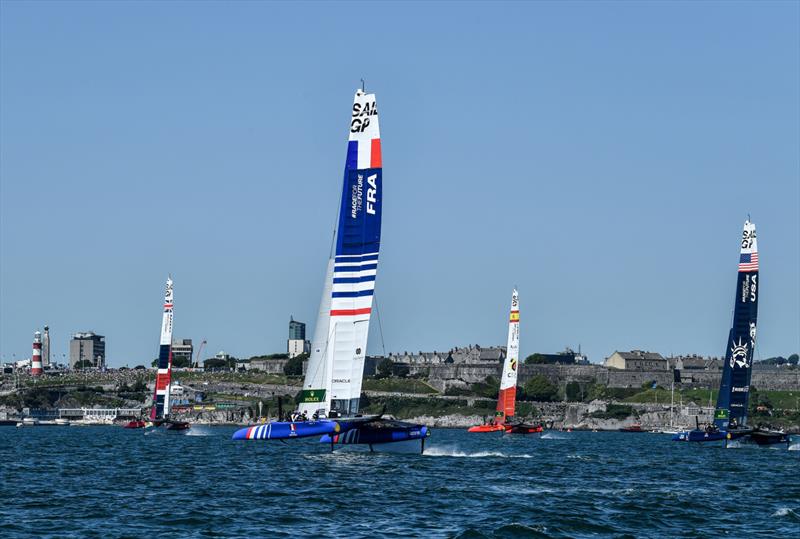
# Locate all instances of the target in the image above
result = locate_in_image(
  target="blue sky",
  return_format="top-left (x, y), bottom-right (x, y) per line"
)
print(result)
top-left (1, 1), bottom-right (798, 366)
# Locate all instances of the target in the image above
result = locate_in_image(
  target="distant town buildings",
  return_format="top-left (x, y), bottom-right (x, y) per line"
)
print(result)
top-left (388, 345), bottom-right (507, 365)
top-left (69, 332), bottom-right (106, 369)
top-left (529, 347), bottom-right (590, 365)
top-left (604, 350), bottom-right (668, 371)
top-left (171, 339), bottom-right (194, 364)
top-left (667, 354), bottom-right (723, 371)
top-left (288, 317), bottom-right (310, 358)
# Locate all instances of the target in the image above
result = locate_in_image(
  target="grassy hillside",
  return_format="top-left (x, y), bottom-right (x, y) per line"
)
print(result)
top-left (361, 378), bottom-right (439, 394)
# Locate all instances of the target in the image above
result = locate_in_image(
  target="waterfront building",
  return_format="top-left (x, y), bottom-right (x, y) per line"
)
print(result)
top-left (287, 317), bottom-right (310, 358)
top-left (69, 332), bottom-right (106, 369)
top-left (667, 354), bottom-right (723, 371)
top-left (528, 347), bottom-right (589, 365)
top-left (171, 339), bottom-right (194, 364)
top-left (388, 345), bottom-right (507, 366)
top-left (604, 350), bottom-right (667, 371)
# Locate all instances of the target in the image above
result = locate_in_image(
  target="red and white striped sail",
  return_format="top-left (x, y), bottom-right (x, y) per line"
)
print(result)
top-left (496, 289), bottom-right (520, 423)
top-left (151, 277), bottom-right (174, 420)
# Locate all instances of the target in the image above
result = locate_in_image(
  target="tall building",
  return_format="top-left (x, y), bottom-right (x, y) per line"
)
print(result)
top-left (42, 325), bottom-right (51, 367)
top-left (288, 317), bottom-right (310, 358)
top-left (70, 332), bottom-right (106, 369)
top-left (172, 339), bottom-right (194, 364)
top-left (289, 317), bottom-right (305, 340)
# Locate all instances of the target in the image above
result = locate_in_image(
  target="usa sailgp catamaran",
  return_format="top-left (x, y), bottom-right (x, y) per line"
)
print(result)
top-left (672, 220), bottom-right (788, 446)
top-left (232, 87), bottom-right (429, 451)
top-left (147, 276), bottom-right (189, 431)
top-left (468, 289), bottom-right (542, 434)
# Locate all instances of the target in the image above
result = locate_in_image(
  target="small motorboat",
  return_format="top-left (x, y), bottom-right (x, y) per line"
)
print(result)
top-left (619, 424), bottom-right (646, 433)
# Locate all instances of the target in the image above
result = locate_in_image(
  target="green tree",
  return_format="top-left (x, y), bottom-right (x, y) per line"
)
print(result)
top-left (523, 375), bottom-right (558, 402)
top-left (172, 356), bottom-right (192, 368)
top-left (283, 354), bottom-right (307, 376)
top-left (375, 358), bottom-right (393, 379)
top-left (565, 381), bottom-right (582, 402)
top-left (524, 353), bottom-right (546, 365)
top-left (472, 376), bottom-right (500, 399)
top-left (73, 360), bottom-right (94, 370)
top-left (787, 353), bottom-right (799, 366)
top-left (203, 358), bottom-right (228, 370)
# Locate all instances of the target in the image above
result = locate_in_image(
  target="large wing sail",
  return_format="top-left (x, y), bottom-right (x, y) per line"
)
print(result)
top-left (714, 220), bottom-right (758, 429)
top-left (151, 277), bottom-right (174, 420)
top-left (296, 259), bottom-right (335, 416)
top-left (328, 89), bottom-right (383, 415)
top-left (496, 289), bottom-right (520, 422)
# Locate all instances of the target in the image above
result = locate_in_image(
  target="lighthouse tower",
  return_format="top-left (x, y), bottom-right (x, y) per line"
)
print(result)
top-left (31, 331), bottom-right (43, 376)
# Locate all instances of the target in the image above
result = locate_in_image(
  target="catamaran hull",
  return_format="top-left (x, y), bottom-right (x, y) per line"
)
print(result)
top-left (232, 420), bottom-right (339, 440)
top-left (505, 423), bottom-right (543, 434)
top-left (672, 430), bottom-right (728, 443)
top-left (749, 429), bottom-right (790, 446)
top-left (321, 424), bottom-right (429, 445)
top-left (467, 424), bottom-right (505, 433)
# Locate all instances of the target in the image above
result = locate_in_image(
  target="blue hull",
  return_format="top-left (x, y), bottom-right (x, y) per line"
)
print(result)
top-left (232, 420), bottom-right (341, 440)
top-left (672, 429), bottom-right (728, 443)
top-left (321, 425), bottom-right (428, 445)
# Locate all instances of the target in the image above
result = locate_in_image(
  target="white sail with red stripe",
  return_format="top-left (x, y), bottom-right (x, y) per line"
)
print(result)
top-left (151, 276), bottom-right (174, 420)
top-left (496, 289), bottom-right (520, 423)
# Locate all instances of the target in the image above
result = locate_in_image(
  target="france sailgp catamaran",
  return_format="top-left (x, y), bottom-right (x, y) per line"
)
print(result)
top-left (232, 87), bottom-right (429, 451)
top-left (467, 289), bottom-right (542, 434)
top-left (147, 277), bottom-right (189, 431)
top-left (673, 220), bottom-right (788, 446)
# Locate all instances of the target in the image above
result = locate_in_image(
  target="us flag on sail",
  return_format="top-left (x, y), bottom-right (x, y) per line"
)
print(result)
top-left (738, 252), bottom-right (758, 272)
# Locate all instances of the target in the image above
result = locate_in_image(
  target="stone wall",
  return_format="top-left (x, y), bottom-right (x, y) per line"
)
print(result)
top-left (414, 362), bottom-right (800, 392)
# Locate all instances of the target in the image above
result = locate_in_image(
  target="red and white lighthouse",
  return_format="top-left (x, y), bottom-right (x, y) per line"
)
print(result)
top-left (31, 331), bottom-right (43, 376)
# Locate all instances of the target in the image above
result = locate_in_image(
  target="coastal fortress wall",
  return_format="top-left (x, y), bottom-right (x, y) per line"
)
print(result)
top-left (415, 363), bottom-right (799, 391)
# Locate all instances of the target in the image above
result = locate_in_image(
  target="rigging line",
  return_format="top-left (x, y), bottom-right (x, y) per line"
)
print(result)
top-left (373, 292), bottom-right (387, 357)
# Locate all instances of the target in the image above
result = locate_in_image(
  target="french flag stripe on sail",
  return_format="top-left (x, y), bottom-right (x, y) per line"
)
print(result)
top-left (371, 139), bottom-right (382, 168)
top-left (738, 252), bottom-right (758, 272)
top-left (346, 141), bottom-right (358, 170)
top-left (356, 138), bottom-right (381, 170)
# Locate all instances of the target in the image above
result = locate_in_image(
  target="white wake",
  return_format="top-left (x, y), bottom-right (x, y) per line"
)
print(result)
top-left (424, 446), bottom-right (533, 458)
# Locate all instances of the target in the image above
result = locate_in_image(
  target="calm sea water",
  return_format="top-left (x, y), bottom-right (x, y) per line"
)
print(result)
top-left (1, 426), bottom-right (798, 538)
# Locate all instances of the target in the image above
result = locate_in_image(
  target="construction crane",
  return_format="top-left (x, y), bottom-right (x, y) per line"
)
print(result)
top-left (194, 339), bottom-right (207, 369)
